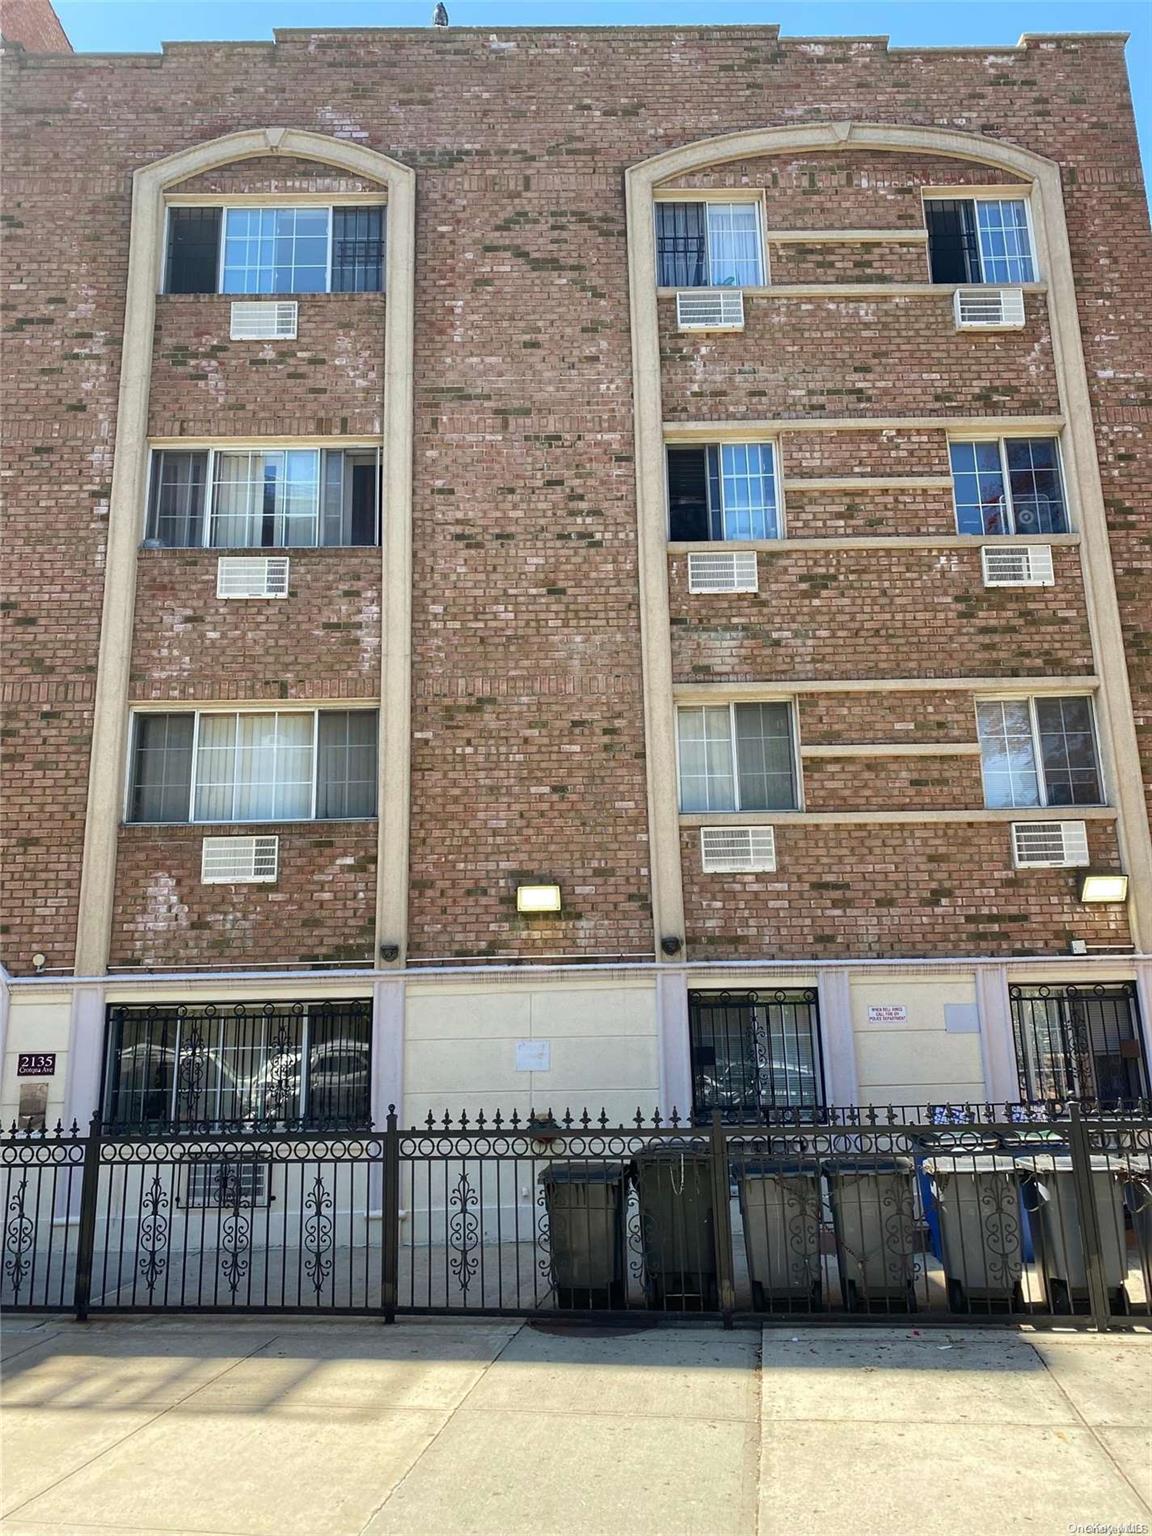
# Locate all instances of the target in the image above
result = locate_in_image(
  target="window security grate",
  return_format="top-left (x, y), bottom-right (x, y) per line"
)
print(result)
top-left (700, 826), bottom-right (777, 873)
top-left (200, 836), bottom-right (279, 884)
top-left (980, 545), bottom-right (1054, 588)
top-left (1011, 821), bottom-right (1090, 869)
top-left (953, 288), bottom-right (1026, 330)
top-left (181, 1158), bottom-right (271, 1208)
top-left (216, 556), bottom-right (291, 599)
top-left (687, 551), bottom-right (759, 592)
top-left (229, 301), bottom-right (299, 340)
top-left (676, 290), bottom-right (745, 332)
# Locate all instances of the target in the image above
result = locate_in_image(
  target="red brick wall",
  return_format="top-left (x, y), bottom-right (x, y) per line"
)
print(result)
top-left (766, 241), bottom-right (929, 286)
top-left (109, 823), bottom-right (376, 968)
top-left (798, 691), bottom-right (981, 746)
top-left (660, 291), bottom-right (1056, 422)
top-left (1, 27), bottom-right (1147, 972)
top-left (800, 753), bottom-right (986, 813)
top-left (669, 546), bottom-right (1093, 683)
top-left (0, 0), bottom-right (69, 51)
top-left (680, 820), bottom-right (1131, 960)
top-left (149, 295), bottom-right (386, 439)
top-left (129, 549), bottom-right (381, 703)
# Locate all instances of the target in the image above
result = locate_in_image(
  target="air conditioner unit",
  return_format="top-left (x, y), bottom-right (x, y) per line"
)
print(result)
top-left (216, 556), bottom-right (290, 599)
top-left (700, 826), bottom-right (777, 873)
top-left (181, 1158), bottom-right (271, 1208)
top-left (981, 545), bottom-right (1054, 588)
top-left (229, 300), bottom-right (298, 341)
top-left (676, 289), bottom-right (745, 332)
top-left (1011, 821), bottom-right (1090, 870)
top-left (201, 835), bottom-right (279, 884)
top-left (687, 551), bottom-right (759, 593)
top-left (953, 288), bottom-right (1026, 331)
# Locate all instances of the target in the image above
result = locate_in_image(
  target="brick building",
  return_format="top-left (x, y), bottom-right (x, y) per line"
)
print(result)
top-left (2, 8), bottom-right (1150, 1136)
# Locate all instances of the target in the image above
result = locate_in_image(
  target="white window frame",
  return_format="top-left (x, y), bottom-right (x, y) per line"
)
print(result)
top-left (974, 693), bottom-right (1104, 811)
top-left (920, 189), bottom-right (1039, 285)
top-left (664, 438), bottom-right (785, 542)
top-left (947, 434), bottom-right (1070, 538)
top-left (162, 198), bottom-right (387, 297)
top-left (144, 443), bottom-right (382, 549)
top-left (653, 193), bottom-right (768, 289)
top-left (675, 699), bottom-right (802, 814)
top-left (125, 707), bottom-right (379, 826)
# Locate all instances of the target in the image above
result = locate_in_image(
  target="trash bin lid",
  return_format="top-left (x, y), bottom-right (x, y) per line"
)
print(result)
top-left (822, 1157), bottom-right (915, 1175)
top-left (631, 1140), bottom-right (711, 1164)
top-left (1012, 1155), bottom-right (1123, 1174)
top-left (538, 1161), bottom-right (629, 1185)
top-left (916, 1131), bottom-right (1002, 1152)
top-left (921, 1155), bottom-right (1021, 1176)
top-left (734, 1158), bottom-right (823, 1178)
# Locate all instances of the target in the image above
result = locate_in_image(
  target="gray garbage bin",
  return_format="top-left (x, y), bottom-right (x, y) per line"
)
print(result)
top-left (922, 1154), bottom-right (1025, 1313)
top-left (630, 1142), bottom-right (716, 1311)
top-left (824, 1157), bottom-right (918, 1312)
top-left (1017, 1154), bottom-right (1129, 1315)
top-left (1122, 1156), bottom-right (1152, 1309)
top-left (734, 1157), bottom-right (823, 1311)
top-left (538, 1162), bottom-right (628, 1310)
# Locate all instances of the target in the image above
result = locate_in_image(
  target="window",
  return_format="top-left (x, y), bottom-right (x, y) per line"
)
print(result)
top-left (924, 197), bottom-right (1036, 285)
top-left (164, 205), bottom-right (385, 295)
top-left (975, 696), bottom-right (1103, 810)
top-left (655, 201), bottom-right (764, 288)
top-left (949, 438), bottom-right (1067, 536)
top-left (689, 990), bottom-right (823, 1122)
top-left (127, 710), bottom-right (378, 824)
top-left (145, 447), bottom-right (380, 548)
top-left (102, 1000), bottom-right (372, 1130)
top-left (667, 443), bottom-right (779, 542)
top-left (1010, 984), bottom-right (1148, 1105)
top-left (677, 702), bottom-right (798, 813)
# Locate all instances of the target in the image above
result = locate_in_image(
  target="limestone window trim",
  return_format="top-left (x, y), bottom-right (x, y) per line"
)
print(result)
top-left (668, 533), bottom-right (1080, 555)
top-left (678, 806), bottom-right (1120, 828)
top-left (672, 676), bottom-right (1099, 702)
top-left (75, 127), bottom-right (415, 977)
top-left (656, 281), bottom-right (1048, 299)
top-left (662, 414), bottom-right (1064, 442)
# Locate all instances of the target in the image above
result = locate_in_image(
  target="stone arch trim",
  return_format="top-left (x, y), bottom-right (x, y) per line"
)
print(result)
top-left (74, 128), bottom-right (416, 974)
top-left (625, 120), bottom-right (1152, 959)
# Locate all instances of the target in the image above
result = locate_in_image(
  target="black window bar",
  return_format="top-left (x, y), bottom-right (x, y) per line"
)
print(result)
top-left (1009, 983), bottom-right (1149, 1108)
top-left (101, 1000), bottom-right (373, 1132)
top-left (688, 989), bottom-right (824, 1124)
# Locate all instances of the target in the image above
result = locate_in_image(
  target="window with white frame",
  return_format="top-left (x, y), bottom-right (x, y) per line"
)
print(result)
top-left (655, 201), bottom-right (764, 288)
top-left (677, 702), bottom-right (798, 813)
top-left (949, 438), bottom-right (1068, 536)
top-left (667, 442), bottom-right (780, 542)
top-left (924, 196), bottom-right (1036, 285)
top-left (164, 205), bottom-right (385, 295)
top-left (127, 709), bottom-right (378, 824)
top-left (975, 696), bottom-right (1103, 810)
top-left (145, 446), bottom-right (380, 549)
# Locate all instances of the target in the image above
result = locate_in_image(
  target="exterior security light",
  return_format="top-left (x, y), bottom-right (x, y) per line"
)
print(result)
top-left (1078, 872), bottom-right (1129, 904)
top-left (516, 883), bottom-right (562, 914)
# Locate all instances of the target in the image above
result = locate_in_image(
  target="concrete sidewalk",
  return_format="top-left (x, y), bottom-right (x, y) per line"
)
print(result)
top-left (1, 1317), bottom-right (1149, 1536)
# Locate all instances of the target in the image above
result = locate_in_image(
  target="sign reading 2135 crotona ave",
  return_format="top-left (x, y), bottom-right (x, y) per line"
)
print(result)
top-left (17, 1053), bottom-right (56, 1077)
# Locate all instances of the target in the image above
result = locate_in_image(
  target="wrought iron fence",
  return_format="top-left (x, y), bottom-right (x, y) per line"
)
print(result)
top-left (3, 1103), bottom-right (1150, 1329)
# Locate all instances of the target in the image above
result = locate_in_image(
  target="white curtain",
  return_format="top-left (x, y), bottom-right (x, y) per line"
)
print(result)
top-left (194, 713), bottom-right (314, 821)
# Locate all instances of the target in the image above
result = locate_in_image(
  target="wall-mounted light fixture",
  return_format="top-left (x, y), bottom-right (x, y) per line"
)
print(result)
top-left (1078, 872), bottom-right (1129, 904)
top-left (516, 884), bottom-right (562, 914)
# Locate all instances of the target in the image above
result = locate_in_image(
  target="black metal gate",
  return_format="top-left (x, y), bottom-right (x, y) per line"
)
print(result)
top-left (1010, 984), bottom-right (1148, 1104)
top-left (4, 1103), bottom-right (1151, 1330)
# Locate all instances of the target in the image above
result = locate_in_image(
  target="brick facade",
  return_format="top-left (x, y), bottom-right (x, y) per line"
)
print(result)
top-left (1, 25), bottom-right (1148, 977)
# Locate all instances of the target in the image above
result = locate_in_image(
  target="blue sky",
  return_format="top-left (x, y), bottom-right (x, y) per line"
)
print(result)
top-left (55, 1), bottom-right (1151, 176)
